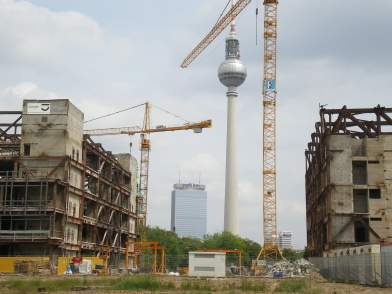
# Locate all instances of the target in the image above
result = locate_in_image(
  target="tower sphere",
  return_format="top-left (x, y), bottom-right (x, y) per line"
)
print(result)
top-left (218, 59), bottom-right (247, 87)
top-left (218, 21), bottom-right (247, 88)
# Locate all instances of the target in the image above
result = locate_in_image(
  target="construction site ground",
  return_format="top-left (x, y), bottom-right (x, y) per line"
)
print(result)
top-left (0, 272), bottom-right (391, 294)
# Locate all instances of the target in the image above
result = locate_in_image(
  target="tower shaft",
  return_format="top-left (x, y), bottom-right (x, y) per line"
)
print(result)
top-left (224, 86), bottom-right (239, 234)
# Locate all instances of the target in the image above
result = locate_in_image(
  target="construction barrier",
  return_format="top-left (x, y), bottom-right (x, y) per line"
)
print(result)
top-left (0, 257), bottom-right (50, 273)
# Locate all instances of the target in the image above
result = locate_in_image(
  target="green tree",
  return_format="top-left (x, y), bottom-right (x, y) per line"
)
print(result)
top-left (180, 236), bottom-right (203, 254)
top-left (202, 231), bottom-right (246, 250)
top-left (282, 248), bottom-right (298, 262)
top-left (242, 238), bottom-right (261, 257)
top-left (302, 246), bottom-right (309, 260)
top-left (146, 226), bottom-right (182, 256)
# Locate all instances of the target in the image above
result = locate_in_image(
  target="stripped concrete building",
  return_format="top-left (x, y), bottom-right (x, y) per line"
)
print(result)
top-left (0, 99), bottom-right (137, 267)
top-left (305, 105), bottom-right (392, 257)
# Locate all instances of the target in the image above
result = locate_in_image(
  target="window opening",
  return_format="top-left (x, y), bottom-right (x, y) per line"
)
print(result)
top-left (369, 189), bottom-right (381, 199)
top-left (24, 144), bottom-right (31, 156)
top-left (352, 161), bottom-right (367, 185)
top-left (353, 189), bottom-right (368, 213)
top-left (354, 220), bottom-right (369, 243)
top-left (370, 218), bottom-right (382, 221)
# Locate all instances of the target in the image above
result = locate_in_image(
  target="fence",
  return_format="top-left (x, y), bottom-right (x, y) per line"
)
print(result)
top-left (309, 252), bottom-right (392, 286)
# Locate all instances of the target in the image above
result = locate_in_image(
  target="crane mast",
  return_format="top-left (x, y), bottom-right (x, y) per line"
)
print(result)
top-left (253, 0), bottom-right (284, 264)
top-left (138, 102), bottom-right (151, 242)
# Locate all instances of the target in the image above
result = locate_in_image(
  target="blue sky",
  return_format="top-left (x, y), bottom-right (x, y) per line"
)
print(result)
top-left (1, 0), bottom-right (392, 249)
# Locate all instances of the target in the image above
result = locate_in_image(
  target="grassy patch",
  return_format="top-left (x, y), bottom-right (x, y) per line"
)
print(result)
top-left (5, 276), bottom-right (116, 293)
top-left (275, 278), bottom-right (308, 293)
top-left (240, 278), bottom-right (269, 291)
top-left (113, 275), bottom-right (175, 291)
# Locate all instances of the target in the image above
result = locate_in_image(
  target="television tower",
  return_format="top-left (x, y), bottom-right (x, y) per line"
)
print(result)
top-left (218, 19), bottom-right (247, 235)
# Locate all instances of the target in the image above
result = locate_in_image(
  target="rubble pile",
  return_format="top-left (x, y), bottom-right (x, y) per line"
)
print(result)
top-left (268, 259), bottom-right (318, 277)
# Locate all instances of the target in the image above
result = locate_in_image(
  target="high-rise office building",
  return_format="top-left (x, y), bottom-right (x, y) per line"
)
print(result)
top-left (278, 231), bottom-right (292, 249)
top-left (171, 183), bottom-right (207, 239)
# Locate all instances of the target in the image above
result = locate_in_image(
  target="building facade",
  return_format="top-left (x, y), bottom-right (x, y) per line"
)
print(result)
top-left (171, 183), bottom-right (207, 239)
top-left (0, 99), bottom-right (138, 268)
top-left (305, 105), bottom-right (392, 257)
top-left (278, 231), bottom-right (292, 249)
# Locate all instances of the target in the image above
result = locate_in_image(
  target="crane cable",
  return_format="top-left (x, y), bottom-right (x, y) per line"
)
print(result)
top-left (84, 103), bottom-right (144, 123)
top-left (215, 0), bottom-right (232, 27)
top-left (150, 103), bottom-right (190, 123)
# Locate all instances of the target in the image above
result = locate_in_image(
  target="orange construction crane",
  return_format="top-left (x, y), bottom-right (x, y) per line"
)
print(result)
top-left (181, 0), bottom-right (283, 270)
top-left (84, 102), bottom-right (212, 244)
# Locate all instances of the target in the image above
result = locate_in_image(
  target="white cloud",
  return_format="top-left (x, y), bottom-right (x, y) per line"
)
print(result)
top-left (0, 82), bottom-right (62, 109)
top-left (0, 0), bottom-right (132, 76)
top-left (179, 153), bottom-right (220, 174)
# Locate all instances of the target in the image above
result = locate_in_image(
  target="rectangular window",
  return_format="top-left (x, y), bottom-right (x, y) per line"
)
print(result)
top-left (76, 150), bottom-right (79, 162)
top-left (24, 144), bottom-right (31, 156)
top-left (369, 189), bottom-right (381, 199)
top-left (368, 161), bottom-right (380, 164)
top-left (370, 218), bottom-right (382, 221)
top-left (41, 116), bottom-right (48, 123)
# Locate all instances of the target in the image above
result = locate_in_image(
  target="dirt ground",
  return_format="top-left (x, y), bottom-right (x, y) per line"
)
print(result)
top-left (1, 272), bottom-right (391, 294)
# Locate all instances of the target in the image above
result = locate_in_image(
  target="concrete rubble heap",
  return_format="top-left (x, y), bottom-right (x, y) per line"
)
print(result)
top-left (268, 259), bottom-right (318, 277)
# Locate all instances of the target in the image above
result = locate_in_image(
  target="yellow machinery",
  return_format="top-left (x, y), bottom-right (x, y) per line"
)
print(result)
top-left (84, 102), bottom-right (212, 244)
top-left (181, 0), bottom-right (284, 270)
top-left (96, 246), bottom-right (110, 274)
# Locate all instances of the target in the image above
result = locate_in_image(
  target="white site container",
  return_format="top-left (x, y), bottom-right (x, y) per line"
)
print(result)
top-left (188, 252), bottom-right (226, 278)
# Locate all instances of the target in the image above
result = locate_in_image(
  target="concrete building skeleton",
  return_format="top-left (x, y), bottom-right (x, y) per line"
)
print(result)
top-left (305, 105), bottom-right (392, 257)
top-left (0, 100), bottom-right (138, 268)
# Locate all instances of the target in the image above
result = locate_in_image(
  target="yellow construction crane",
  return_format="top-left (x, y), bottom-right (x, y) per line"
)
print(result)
top-left (84, 102), bottom-right (212, 243)
top-left (181, 0), bottom-right (283, 268)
